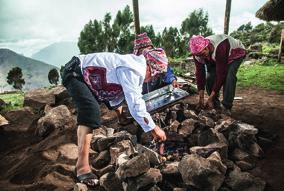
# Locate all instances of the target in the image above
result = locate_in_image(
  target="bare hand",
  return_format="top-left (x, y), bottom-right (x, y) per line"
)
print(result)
top-left (151, 126), bottom-right (167, 141)
top-left (172, 80), bottom-right (180, 88)
top-left (205, 98), bottom-right (214, 109)
top-left (196, 97), bottom-right (205, 110)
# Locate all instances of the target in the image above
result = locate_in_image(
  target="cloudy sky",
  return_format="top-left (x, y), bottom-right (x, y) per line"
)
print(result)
top-left (0, 0), bottom-right (267, 56)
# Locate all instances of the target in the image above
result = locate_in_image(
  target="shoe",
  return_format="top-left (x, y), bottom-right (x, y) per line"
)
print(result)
top-left (74, 168), bottom-right (99, 186)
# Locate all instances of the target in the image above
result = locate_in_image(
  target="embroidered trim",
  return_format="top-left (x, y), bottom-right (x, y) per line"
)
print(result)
top-left (83, 66), bottom-right (123, 102)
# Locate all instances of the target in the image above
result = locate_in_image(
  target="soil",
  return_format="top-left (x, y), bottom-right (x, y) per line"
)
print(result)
top-left (0, 86), bottom-right (283, 191)
top-left (231, 87), bottom-right (284, 191)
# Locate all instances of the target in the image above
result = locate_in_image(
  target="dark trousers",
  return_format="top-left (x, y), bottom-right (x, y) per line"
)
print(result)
top-left (62, 57), bottom-right (101, 129)
top-left (206, 57), bottom-right (244, 109)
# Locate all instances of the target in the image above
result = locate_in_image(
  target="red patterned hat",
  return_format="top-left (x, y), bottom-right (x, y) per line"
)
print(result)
top-left (189, 35), bottom-right (210, 55)
top-left (133, 33), bottom-right (153, 55)
top-left (143, 48), bottom-right (168, 77)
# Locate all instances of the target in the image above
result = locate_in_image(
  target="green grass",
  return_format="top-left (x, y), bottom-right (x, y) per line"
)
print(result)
top-left (262, 43), bottom-right (279, 54)
top-left (237, 59), bottom-right (284, 92)
top-left (0, 91), bottom-right (24, 111)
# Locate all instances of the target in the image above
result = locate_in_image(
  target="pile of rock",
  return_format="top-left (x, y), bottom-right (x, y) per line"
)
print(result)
top-left (0, 86), bottom-right (267, 191)
top-left (86, 102), bottom-right (266, 191)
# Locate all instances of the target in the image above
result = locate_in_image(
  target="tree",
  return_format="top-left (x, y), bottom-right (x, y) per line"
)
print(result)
top-left (113, 5), bottom-right (135, 53)
top-left (161, 27), bottom-right (182, 58)
top-left (7, 67), bottom-right (25, 90)
top-left (78, 6), bottom-right (134, 54)
top-left (48, 68), bottom-right (59, 86)
top-left (102, 13), bottom-right (117, 52)
top-left (78, 19), bottom-right (105, 54)
top-left (230, 22), bottom-right (282, 47)
top-left (141, 25), bottom-right (163, 47)
top-left (180, 9), bottom-right (213, 38)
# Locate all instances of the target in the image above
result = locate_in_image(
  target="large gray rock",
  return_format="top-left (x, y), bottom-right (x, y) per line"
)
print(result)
top-left (225, 166), bottom-right (266, 191)
top-left (197, 128), bottom-right (227, 146)
top-left (73, 183), bottom-right (88, 191)
top-left (92, 150), bottom-right (111, 169)
top-left (100, 172), bottom-right (123, 191)
top-left (235, 161), bottom-right (255, 171)
top-left (231, 148), bottom-right (250, 161)
top-left (124, 168), bottom-right (162, 191)
top-left (178, 152), bottom-right (227, 191)
top-left (3, 106), bottom-right (38, 132)
top-left (137, 144), bottom-right (161, 166)
top-left (36, 105), bottom-right (76, 137)
top-left (24, 88), bottom-right (56, 110)
top-left (117, 153), bottom-right (130, 166)
top-left (109, 140), bottom-right (136, 165)
top-left (190, 142), bottom-right (228, 159)
top-left (161, 161), bottom-right (179, 175)
top-left (169, 120), bottom-right (180, 132)
top-left (215, 118), bottom-right (235, 134)
top-left (49, 85), bottom-right (69, 104)
top-left (178, 119), bottom-right (196, 137)
top-left (57, 143), bottom-right (78, 160)
top-left (94, 165), bottom-right (115, 177)
top-left (116, 154), bottom-right (150, 180)
top-left (91, 128), bottom-right (107, 151)
top-left (95, 131), bottom-right (136, 151)
top-left (228, 123), bottom-right (259, 153)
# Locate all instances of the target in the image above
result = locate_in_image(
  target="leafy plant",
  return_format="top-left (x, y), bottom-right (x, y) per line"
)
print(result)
top-left (7, 67), bottom-right (25, 91)
top-left (48, 68), bottom-right (59, 85)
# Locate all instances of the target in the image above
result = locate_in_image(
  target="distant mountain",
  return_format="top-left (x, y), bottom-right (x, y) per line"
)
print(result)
top-left (0, 49), bottom-right (58, 92)
top-left (32, 41), bottom-right (80, 68)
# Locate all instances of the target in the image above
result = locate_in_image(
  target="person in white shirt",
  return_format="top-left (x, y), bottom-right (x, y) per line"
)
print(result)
top-left (116, 32), bottom-right (179, 125)
top-left (62, 50), bottom-right (167, 186)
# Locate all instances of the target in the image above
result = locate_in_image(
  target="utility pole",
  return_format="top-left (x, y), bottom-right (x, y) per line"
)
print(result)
top-left (132, 0), bottom-right (140, 35)
top-left (224, 0), bottom-right (232, 34)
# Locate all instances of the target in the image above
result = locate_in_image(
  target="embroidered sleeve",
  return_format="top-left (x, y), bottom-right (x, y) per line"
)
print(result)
top-left (116, 67), bottom-right (156, 132)
top-left (164, 66), bottom-right (177, 84)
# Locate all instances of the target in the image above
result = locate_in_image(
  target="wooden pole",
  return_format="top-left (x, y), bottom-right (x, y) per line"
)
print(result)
top-left (224, 0), bottom-right (232, 34)
top-left (132, 0), bottom-right (140, 35)
top-left (278, 30), bottom-right (284, 63)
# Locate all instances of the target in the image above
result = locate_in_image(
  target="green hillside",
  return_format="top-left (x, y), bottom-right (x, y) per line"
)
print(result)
top-left (0, 49), bottom-right (59, 92)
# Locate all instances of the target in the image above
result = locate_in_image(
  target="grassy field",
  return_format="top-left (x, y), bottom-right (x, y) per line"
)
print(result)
top-left (237, 59), bottom-right (284, 92)
top-left (0, 91), bottom-right (24, 111)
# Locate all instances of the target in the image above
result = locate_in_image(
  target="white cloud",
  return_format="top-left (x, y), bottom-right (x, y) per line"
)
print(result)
top-left (0, 0), bottom-right (267, 56)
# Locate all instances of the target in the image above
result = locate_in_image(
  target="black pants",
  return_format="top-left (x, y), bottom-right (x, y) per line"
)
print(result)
top-left (206, 57), bottom-right (244, 109)
top-left (62, 57), bottom-right (101, 129)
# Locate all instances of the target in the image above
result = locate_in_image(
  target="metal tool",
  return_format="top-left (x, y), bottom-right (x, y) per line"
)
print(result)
top-left (142, 84), bottom-right (190, 113)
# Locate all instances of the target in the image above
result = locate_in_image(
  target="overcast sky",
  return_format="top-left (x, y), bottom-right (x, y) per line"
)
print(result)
top-left (0, 0), bottom-right (267, 56)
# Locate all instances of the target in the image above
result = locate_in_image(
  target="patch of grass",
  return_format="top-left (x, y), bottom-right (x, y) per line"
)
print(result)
top-left (237, 59), bottom-right (284, 92)
top-left (262, 43), bottom-right (279, 54)
top-left (0, 91), bottom-right (24, 111)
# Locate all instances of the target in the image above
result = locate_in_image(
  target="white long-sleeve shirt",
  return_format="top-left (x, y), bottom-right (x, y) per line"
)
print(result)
top-left (77, 52), bottom-right (156, 132)
top-left (116, 67), bottom-right (156, 132)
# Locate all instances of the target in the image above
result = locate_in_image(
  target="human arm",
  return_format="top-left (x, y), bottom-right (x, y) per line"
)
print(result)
top-left (116, 67), bottom-right (166, 140)
top-left (194, 57), bottom-right (206, 108)
top-left (164, 66), bottom-right (179, 88)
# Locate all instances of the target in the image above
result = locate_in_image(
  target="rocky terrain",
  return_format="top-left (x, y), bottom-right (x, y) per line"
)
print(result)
top-left (0, 85), bottom-right (279, 191)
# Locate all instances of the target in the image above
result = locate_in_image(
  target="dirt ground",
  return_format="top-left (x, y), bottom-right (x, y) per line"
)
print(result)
top-left (0, 86), bottom-right (283, 191)
top-left (231, 87), bottom-right (284, 191)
